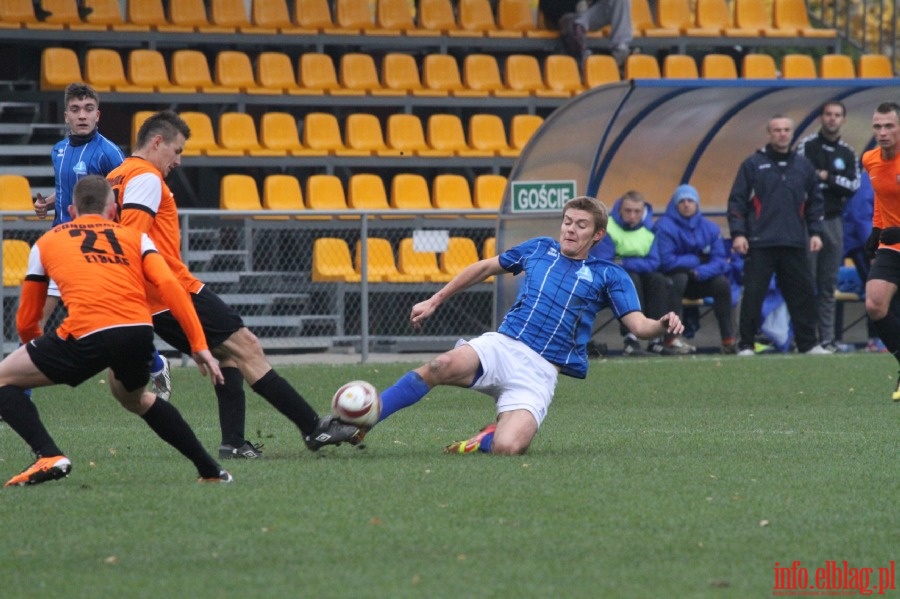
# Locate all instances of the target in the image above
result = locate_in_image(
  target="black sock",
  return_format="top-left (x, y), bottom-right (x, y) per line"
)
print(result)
top-left (0, 385), bottom-right (63, 457)
top-left (250, 369), bottom-right (319, 436)
top-left (872, 312), bottom-right (900, 365)
top-left (141, 398), bottom-right (220, 479)
top-left (215, 367), bottom-right (246, 446)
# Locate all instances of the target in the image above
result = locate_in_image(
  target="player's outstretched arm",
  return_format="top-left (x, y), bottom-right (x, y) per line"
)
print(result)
top-left (191, 349), bottom-right (224, 386)
top-left (410, 257), bottom-right (504, 329)
top-left (620, 311), bottom-right (684, 340)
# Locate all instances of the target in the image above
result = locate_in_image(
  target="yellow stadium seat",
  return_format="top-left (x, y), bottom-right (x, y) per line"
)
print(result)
top-left (3, 239), bottom-right (30, 286)
top-left (390, 173), bottom-right (433, 211)
top-left (348, 174), bottom-right (391, 212)
top-left (171, 50), bottom-right (241, 93)
top-left (422, 53), bottom-right (484, 96)
top-left (482, 236), bottom-right (496, 258)
top-left (263, 174), bottom-right (323, 220)
top-left (306, 175), bottom-right (355, 219)
top-left (694, 0), bottom-right (757, 36)
top-left (220, 174), bottom-right (269, 214)
top-left (386, 114), bottom-right (450, 156)
top-left (663, 54), bottom-right (699, 78)
top-left (497, 0), bottom-right (555, 38)
top-left (303, 112), bottom-right (369, 156)
top-left (219, 113), bottom-right (284, 156)
top-left (215, 50), bottom-right (272, 94)
top-left (260, 112), bottom-right (326, 156)
top-left (83, 0), bottom-right (148, 30)
top-left (356, 238), bottom-right (419, 282)
top-left (440, 237), bottom-right (481, 277)
top-left (256, 52), bottom-right (318, 95)
top-left (510, 114), bottom-right (543, 152)
top-left (734, 0), bottom-right (795, 37)
top-left (820, 54), bottom-right (855, 79)
top-left (131, 110), bottom-right (154, 147)
top-left (457, 0), bottom-right (496, 35)
top-left (781, 53), bottom-right (817, 78)
top-left (127, 49), bottom-right (196, 93)
top-left (40, 47), bottom-right (83, 91)
top-left (858, 55), bottom-right (893, 78)
top-left (630, 0), bottom-right (679, 36)
top-left (701, 54), bottom-right (738, 79)
top-left (741, 53), bottom-right (778, 78)
top-left (35, 0), bottom-right (105, 28)
top-left (345, 113), bottom-right (403, 156)
top-left (179, 111), bottom-right (243, 156)
top-left (210, 0), bottom-right (274, 32)
top-left (0, 0), bottom-right (58, 28)
top-left (544, 54), bottom-right (585, 95)
top-left (584, 54), bottom-right (621, 88)
top-left (128, 0), bottom-right (192, 31)
top-left (340, 53), bottom-right (405, 96)
top-left (169, 0), bottom-right (233, 32)
top-left (0, 175), bottom-right (38, 221)
top-left (252, 0), bottom-right (311, 33)
top-left (398, 238), bottom-right (453, 282)
top-left (773, 0), bottom-right (836, 37)
top-left (505, 54), bottom-right (568, 97)
top-left (378, 0), bottom-right (436, 36)
top-left (295, 0), bottom-right (352, 33)
top-left (625, 54), bottom-right (661, 79)
top-left (382, 53), bottom-right (446, 96)
top-left (427, 114), bottom-right (493, 157)
top-left (334, 0), bottom-right (377, 33)
top-left (468, 114), bottom-right (518, 157)
top-left (299, 53), bottom-right (363, 95)
top-left (418, 0), bottom-right (463, 35)
top-left (312, 238), bottom-right (361, 282)
top-left (657, 0), bottom-right (701, 35)
top-left (432, 174), bottom-right (475, 211)
top-left (84, 48), bottom-right (154, 93)
top-left (474, 174), bottom-right (506, 210)
top-left (463, 53), bottom-right (529, 97)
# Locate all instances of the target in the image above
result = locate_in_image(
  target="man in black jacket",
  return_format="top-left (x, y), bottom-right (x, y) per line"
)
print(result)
top-left (728, 115), bottom-right (830, 355)
top-left (796, 100), bottom-right (861, 351)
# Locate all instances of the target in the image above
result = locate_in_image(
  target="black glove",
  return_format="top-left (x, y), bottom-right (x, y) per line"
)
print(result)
top-left (865, 227), bottom-right (882, 260)
top-left (880, 227), bottom-right (900, 245)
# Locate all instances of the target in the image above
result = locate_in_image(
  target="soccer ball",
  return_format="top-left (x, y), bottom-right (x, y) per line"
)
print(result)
top-left (331, 380), bottom-right (381, 427)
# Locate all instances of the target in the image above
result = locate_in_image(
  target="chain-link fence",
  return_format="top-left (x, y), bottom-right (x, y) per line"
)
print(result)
top-left (1, 209), bottom-right (499, 359)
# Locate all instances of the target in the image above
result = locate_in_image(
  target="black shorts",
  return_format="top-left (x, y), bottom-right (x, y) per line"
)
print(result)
top-left (27, 326), bottom-right (155, 391)
top-left (868, 249), bottom-right (900, 286)
top-left (152, 286), bottom-right (244, 355)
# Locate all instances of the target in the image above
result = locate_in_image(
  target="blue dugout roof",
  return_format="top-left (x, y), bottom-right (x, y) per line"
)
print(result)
top-left (494, 78), bottom-right (898, 321)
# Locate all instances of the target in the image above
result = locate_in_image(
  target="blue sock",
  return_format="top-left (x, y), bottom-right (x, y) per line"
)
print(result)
top-left (150, 350), bottom-right (164, 374)
top-left (478, 432), bottom-right (494, 453)
top-left (378, 371), bottom-right (430, 424)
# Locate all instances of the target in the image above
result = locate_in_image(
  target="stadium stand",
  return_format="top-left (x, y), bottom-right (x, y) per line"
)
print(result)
top-left (84, 48), bottom-right (154, 93)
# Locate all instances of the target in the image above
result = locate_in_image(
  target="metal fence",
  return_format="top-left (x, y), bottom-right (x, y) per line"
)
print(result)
top-left (0, 209), bottom-right (499, 360)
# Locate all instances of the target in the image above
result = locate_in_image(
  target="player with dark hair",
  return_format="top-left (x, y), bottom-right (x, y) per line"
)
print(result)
top-left (32, 82), bottom-right (172, 400)
top-left (108, 110), bottom-right (361, 455)
top-left (359, 196), bottom-right (683, 455)
top-left (860, 102), bottom-right (900, 399)
top-left (0, 175), bottom-right (230, 486)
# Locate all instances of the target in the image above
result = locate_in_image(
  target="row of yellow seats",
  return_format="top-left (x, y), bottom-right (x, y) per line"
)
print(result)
top-left (1, 0), bottom-right (557, 37)
top-left (312, 235), bottom-right (497, 284)
top-left (42, 46), bottom-right (602, 97)
top-left (641, 0), bottom-right (834, 39)
top-left (627, 52), bottom-right (895, 80)
top-left (220, 172), bottom-right (505, 218)
top-left (134, 110), bottom-right (542, 158)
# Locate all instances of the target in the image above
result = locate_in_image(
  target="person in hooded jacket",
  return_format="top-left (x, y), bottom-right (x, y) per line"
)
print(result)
top-left (653, 184), bottom-right (737, 354)
top-left (591, 190), bottom-right (693, 355)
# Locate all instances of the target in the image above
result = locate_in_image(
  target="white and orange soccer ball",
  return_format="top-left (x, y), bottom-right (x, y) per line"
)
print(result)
top-left (331, 380), bottom-right (381, 427)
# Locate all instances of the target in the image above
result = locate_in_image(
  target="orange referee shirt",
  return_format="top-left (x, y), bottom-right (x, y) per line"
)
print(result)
top-left (863, 147), bottom-right (900, 252)
top-left (16, 214), bottom-right (208, 353)
top-left (107, 157), bottom-right (204, 313)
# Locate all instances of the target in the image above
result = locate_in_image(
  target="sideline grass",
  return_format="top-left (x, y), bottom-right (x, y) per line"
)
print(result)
top-left (1, 353), bottom-right (897, 598)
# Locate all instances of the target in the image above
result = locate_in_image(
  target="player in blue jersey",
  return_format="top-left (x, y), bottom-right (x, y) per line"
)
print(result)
top-left (363, 196), bottom-right (683, 455)
top-left (31, 83), bottom-right (171, 400)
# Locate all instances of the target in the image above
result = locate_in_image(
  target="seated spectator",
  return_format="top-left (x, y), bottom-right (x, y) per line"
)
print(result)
top-left (591, 190), bottom-right (694, 355)
top-left (539, 0), bottom-right (633, 66)
top-left (653, 184), bottom-right (737, 354)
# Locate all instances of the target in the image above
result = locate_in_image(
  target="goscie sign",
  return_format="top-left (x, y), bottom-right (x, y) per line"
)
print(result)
top-left (510, 181), bottom-right (577, 213)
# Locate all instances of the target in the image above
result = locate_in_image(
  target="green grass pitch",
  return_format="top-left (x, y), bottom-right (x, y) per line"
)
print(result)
top-left (1, 353), bottom-right (897, 598)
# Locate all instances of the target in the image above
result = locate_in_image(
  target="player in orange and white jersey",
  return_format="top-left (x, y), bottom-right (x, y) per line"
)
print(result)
top-left (109, 110), bottom-right (361, 455)
top-left (0, 175), bottom-right (231, 486)
top-left (860, 102), bottom-right (900, 400)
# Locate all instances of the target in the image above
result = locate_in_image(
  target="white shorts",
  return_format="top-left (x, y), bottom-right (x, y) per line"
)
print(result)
top-left (47, 278), bottom-right (60, 298)
top-left (462, 332), bottom-right (559, 427)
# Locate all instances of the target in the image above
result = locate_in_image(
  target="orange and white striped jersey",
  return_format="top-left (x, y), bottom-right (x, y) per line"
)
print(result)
top-left (17, 214), bottom-right (207, 353)
top-left (107, 156), bottom-right (203, 312)
top-left (864, 148), bottom-right (900, 250)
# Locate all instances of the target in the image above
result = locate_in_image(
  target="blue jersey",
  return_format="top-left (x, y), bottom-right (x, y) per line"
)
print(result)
top-left (50, 131), bottom-right (125, 226)
top-left (497, 237), bottom-right (641, 378)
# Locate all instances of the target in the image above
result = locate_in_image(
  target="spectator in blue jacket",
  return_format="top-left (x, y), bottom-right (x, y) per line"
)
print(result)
top-left (654, 184), bottom-right (737, 354)
top-left (591, 190), bottom-right (692, 355)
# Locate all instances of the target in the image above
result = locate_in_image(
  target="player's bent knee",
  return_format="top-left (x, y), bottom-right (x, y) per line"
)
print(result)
top-left (491, 438), bottom-right (529, 455)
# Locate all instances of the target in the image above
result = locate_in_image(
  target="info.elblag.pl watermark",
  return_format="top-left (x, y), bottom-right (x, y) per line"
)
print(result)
top-left (773, 560), bottom-right (896, 596)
